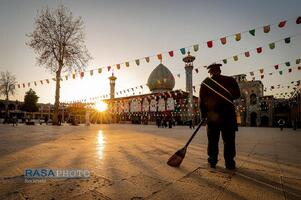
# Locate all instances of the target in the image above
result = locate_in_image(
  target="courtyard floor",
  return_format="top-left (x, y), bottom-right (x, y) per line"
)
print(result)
top-left (0, 124), bottom-right (301, 200)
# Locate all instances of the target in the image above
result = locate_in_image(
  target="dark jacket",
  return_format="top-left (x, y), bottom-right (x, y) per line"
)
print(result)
top-left (199, 74), bottom-right (240, 130)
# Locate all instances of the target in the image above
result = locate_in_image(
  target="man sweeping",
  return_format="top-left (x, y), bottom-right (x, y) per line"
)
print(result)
top-left (199, 63), bottom-right (241, 170)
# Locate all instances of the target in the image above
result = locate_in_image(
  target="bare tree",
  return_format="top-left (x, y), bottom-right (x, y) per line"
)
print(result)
top-left (27, 5), bottom-right (91, 125)
top-left (0, 71), bottom-right (17, 122)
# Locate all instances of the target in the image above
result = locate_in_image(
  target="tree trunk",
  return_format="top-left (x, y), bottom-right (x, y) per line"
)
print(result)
top-left (4, 96), bottom-right (9, 123)
top-left (53, 67), bottom-right (62, 125)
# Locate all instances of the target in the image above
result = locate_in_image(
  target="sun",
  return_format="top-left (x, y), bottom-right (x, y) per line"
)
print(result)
top-left (95, 101), bottom-right (108, 112)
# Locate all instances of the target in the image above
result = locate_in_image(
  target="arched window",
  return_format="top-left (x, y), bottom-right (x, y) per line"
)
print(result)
top-left (250, 94), bottom-right (257, 105)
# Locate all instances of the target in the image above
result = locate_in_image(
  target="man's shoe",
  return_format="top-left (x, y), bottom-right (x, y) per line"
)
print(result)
top-left (210, 163), bottom-right (216, 169)
top-left (225, 164), bottom-right (236, 170)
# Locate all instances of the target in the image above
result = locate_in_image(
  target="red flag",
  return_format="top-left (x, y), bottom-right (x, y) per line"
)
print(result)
top-left (207, 40), bottom-right (213, 48)
top-left (278, 21), bottom-right (286, 28)
top-left (244, 51), bottom-right (250, 57)
top-left (256, 47), bottom-right (262, 54)
top-left (80, 72), bottom-right (84, 78)
top-left (107, 66), bottom-right (111, 71)
top-left (220, 37), bottom-right (227, 45)
top-left (274, 65), bottom-right (279, 70)
top-left (168, 51), bottom-right (174, 57)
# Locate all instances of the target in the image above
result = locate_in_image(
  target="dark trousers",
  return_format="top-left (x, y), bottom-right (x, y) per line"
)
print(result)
top-left (207, 125), bottom-right (236, 166)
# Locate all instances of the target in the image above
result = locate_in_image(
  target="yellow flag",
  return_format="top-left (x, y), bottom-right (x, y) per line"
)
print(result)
top-left (235, 33), bottom-right (241, 41)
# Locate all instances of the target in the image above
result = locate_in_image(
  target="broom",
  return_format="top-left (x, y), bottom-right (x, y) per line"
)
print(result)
top-left (167, 118), bottom-right (205, 167)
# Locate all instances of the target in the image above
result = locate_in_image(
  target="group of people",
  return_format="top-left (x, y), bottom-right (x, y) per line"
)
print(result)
top-left (156, 118), bottom-right (174, 128)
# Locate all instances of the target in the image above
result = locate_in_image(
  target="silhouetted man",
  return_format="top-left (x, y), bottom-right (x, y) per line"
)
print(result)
top-left (199, 63), bottom-right (241, 169)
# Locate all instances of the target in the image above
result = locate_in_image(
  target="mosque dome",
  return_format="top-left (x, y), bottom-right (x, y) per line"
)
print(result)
top-left (147, 63), bottom-right (175, 92)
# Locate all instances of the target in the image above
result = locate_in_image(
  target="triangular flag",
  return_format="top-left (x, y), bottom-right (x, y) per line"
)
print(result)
top-left (125, 62), bottom-right (129, 67)
top-left (259, 69), bottom-right (264, 73)
top-left (249, 29), bottom-right (255, 36)
top-left (180, 48), bottom-right (186, 55)
top-left (98, 68), bottom-right (102, 73)
top-left (34, 81), bottom-right (37, 86)
top-left (90, 70), bottom-right (93, 76)
top-left (177, 74), bottom-right (180, 78)
top-left (278, 21), bottom-right (286, 28)
top-left (23, 83), bottom-right (25, 88)
top-left (145, 57), bottom-right (150, 63)
top-left (263, 25), bottom-right (270, 33)
top-left (193, 44), bottom-right (199, 52)
top-left (28, 83), bottom-right (30, 87)
top-left (298, 66), bottom-right (301, 70)
top-left (269, 72), bottom-right (273, 76)
top-left (65, 75), bottom-right (68, 80)
top-left (285, 62), bottom-right (290, 67)
top-left (256, 47), bottom-right (262, 54)
top-left (207, 40), bottom-right (213, 48)
top-left (46, 79), bottom-right (49, 83)
top-left (116, 64), bottom-right (121, 69)
top-left (244, 51), bottom-right (250, 57)
top-left (168, 51), bottom-right (174, 57)
top-left (220, 37), bottom-right (227, 45)
top-left (195, 68), bottom-right (199, 73)
top-left (233, 55), bottom-right (238, 61)
top-left (223, 59), bottom-right (227, 64)
top-left (107, 66), bottom-right (111, 71)
top-left (274, 65), bottom-right (279, 70)
top-left (288, 68), bottom-right (292, 73)
top-left (157, 54), bottom-right (162, 61)
top-left (250, 72), bottom-right (254, 76)
top-left (269, 43), bottom-right (275, 49)
top-left (261, 75), bottom-right (264, 79)
top-left (296, 59), bottom-right (301, 64)
top-left (40, 80), bottom-right (43, 84)
top-left (18, 84), bottom-right (20, 88)
top-left (296, 16), bottom-right (301, 24)
top-left (284, 37), bottom-right (291, 43)
top-left (279, 71), bottom-right (283, 75)
top-left (80, 72), bottom-right (84, 78)
top-left (235, 33), bottom-right (241, 41)
top-left (135, 59), bottom-right (140, 66)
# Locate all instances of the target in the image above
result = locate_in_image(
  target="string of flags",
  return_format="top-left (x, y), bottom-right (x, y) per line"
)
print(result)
top-left (15, 15), bottom-right (301, 89)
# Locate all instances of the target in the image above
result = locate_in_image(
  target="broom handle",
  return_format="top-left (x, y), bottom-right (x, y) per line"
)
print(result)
top-left (184, 118), bottom-right (205, 148)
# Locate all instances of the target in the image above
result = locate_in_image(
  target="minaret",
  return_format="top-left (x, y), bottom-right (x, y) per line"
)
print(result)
top-left (183, 52), bottom-right (195, 119)
top-left (109, 73), bottom-right (117, 99)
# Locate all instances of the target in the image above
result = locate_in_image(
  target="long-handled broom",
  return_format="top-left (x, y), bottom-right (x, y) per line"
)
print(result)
top-left (167, 118), bottom-right (205, 167)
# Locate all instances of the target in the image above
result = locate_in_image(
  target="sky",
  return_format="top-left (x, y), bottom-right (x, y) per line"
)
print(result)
top-left (0, 0), bottom-right (300, 103)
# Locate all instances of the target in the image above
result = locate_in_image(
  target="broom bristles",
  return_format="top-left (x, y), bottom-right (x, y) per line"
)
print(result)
top-left (167, 153), bottom-right (184, 167)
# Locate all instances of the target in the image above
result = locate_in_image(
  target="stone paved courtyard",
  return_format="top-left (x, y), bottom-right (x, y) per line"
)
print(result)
top-left (0, 124), bottom-right (301, 200)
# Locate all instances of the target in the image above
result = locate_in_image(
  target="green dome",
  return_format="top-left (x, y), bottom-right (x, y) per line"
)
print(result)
top-left (147, 64), bottom-right (175, 92)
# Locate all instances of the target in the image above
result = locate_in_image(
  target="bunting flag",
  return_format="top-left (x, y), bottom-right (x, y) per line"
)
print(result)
top-left (52, 78), bottom-right (56, 81)
top-left (274, 65), bottom-right (279, 70)
top-left (98, 68), bottom-right (102, 73)
top-left (297, 16), bottom-right (301, 24)
top-left (27, 83), bottom-right (30, 87)
top-left (90, 70), bottom-right (93, 76)
top-left (116, 64), bottom-right (121, 69)
top-left (220, 37), bottom-right (227, 45)
top-left (135, 59), bottom-right (140, 66)
top-left (107, 66), bottom-right (111, 71)
top-left (18, 84), bottom-right (20, 88)
top-left (263, 25), bottom-right (270, 33)
top-left (278, 21), bottom-right (286, 28)
top-left (223, 59), bottom-right (227, 64)
top-left (195, 68), bottom-right (199, 73)
top-left (207, 41), bottom-right (213, 48)
top-left (298, 66), bottom-right (301, 70)
top-left (80, 72), bottom-right (84, 78)
top-left (40, 80), bottom-right (43, 84)
top-left (285, 62), bottom-right (290, 67)
top-left (259, 69), bottom-right (264, 73)
top-left (180, 48), bottom-right (186, 55)
top-left (284, 37), bottom-right (291, 43)
top-left (245, 51), bottom-right (250, 57)
top-left (250, 72), bottom-right (254, 76)
top-left (279, 71), bottom-right (283, 75)
top-left (157, 54), bottom-right (162, 61)
top-left (249, 29), bottom-right (255, 36)
top-left (269, 43), bottom-right (275, 49)
top-left (23, 83), bottom-right (25, 88)
top-left (46, 79), bottom-right (49, 84)
top-left (65, 75), bottom-right (68, 80)
top-left (125, 62), bottom-right (129, 67)
top-left (193, 44), bottom-right (199, 52)
top-left (177, 74), bottom-right (180, 78)
top-left (261, 75), bottom-right (264, 79)
top-left (296, 59), bottom-right (301, 64)
top-left (235, 33), bottom-right (241, 41)
top-left (233, 55), bottom-right (238, 61)
top-left (140, 85), bottom-right (143, 89)
top-left (168, 51), bottom-right (174, 57)
top-left (288, 68), bottom-right (292, 73)
top-left (145, 57), bottom-right (150, 63)
top-left (256, 47), bottom-right (262, 53)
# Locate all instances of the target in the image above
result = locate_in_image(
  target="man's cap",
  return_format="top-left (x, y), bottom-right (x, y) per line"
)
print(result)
top-left (207, 63), bottom-right (222, 70)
